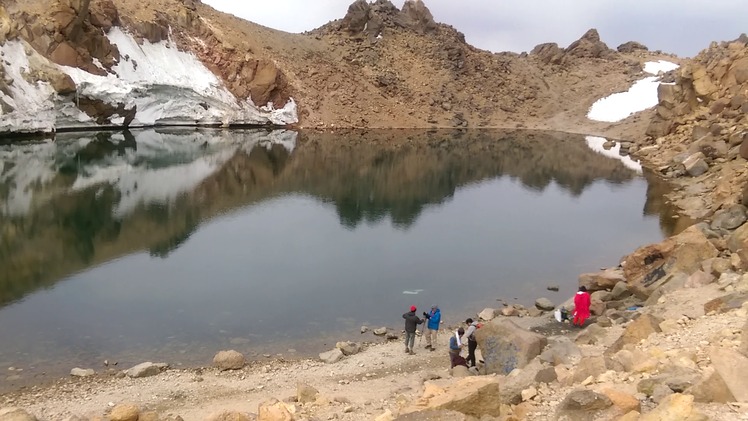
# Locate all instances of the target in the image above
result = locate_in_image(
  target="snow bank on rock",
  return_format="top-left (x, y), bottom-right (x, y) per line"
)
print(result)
top-left (63, 27), bottom-right (298, 127)
top-left (0, 42), bottom-right (57, 133)
top-left (0, 28), bottom-right (297, 134)
top-left (587, 60), bottom-right (679, 123)
top-left (585, 136), bottom-right (642, 173)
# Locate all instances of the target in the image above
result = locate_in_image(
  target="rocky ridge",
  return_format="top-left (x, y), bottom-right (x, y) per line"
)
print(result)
top-left (629, 34), bottom-right (748, 221)
top-left (1, 0), bottom-right (673, 134)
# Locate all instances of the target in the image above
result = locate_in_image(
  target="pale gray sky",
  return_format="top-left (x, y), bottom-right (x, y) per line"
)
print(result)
top-left (201, 0), bottom-right (746, 57)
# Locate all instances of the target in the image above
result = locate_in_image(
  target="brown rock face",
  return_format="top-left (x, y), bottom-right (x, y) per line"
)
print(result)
top-left (531, 43), bottom-right (565, 65)
top-left (49, 41), bottom-right (79, 67)
top-left (341, 0), bottom-right (371, 34)
top-left (617, 41), bottom-right (648, 53)
top-left (565, 29), bottom-right (615, 59)
top-left (400, 0), bottom-right (437, 33)
top-left (77, 97), bottom-right (137, 126)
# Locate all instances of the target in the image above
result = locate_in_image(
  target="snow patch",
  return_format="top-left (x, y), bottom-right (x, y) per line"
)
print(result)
top-left (643, 60), bottom-right (679, 75)
top-left (0, 42), bottom-right (57, 133)
top-left (585, 136), bottom-right (642, 173)
top-left (587, 60), bottom-right (679, 123)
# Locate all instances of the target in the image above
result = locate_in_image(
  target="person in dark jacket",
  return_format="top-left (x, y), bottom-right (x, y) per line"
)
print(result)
top-left (422, 305), bottom-right (441, 351)
top-left (462, 318), bottom-right (480, 367)
top-left (402, 305), bottom-right (424, 354)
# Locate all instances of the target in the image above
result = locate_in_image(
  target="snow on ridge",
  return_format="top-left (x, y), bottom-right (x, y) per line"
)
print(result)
top-left (644, 60), bottom-right (679, 75)
top-left (0, 28), bottom-right (297, 134)
top-left (0, 42), bottom-right (57, 133)
top-left (587, 60), bottom-right (679, 123)
top-left (585, 136), bottom-right (642, 173)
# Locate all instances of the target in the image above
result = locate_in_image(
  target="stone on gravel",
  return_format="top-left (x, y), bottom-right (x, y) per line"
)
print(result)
top-left (521, 386), bottom-right (537, 401)
top-left (475, 319), bottom-right (547, 375)
top-left (638, 393), bottom-right (708, 421)
top-left (535, 367), bottom-right (558, 383)
top-left (297, 382), bottom-right (319, 403)
top-left (393, 410), bottom-right (469, 421)
top-left (109, 403), bottom-right (140, 421)
top-left (319, 348), bottom-right (344, 364)
top-left (684, 270), bottom-right (714, 288)
top-left (540, 337), bottom-right (581, 366)
top-left (0, 408), bottom-right (37, 421)
top-left (608, 314), bottom-right (662, 353)
top-left (575, 323), bottom-right (607, 345)
top-left (209, 411), bottom-right (253, 421)
top-left (335, 341), bottom-right (361, 356)
top-left (535, 297), bottom-right (554, 311)
top-left (125, 362), bottom-right (167, 378)
top-left (70, 368), bottom-right (95, 377)
top-left (373, 327), bottom-right (388, 336)
top-left (257, 399), bottom-right (294, 421)
top-left (478, 308), bottom-right (497, 321)
top-left (711, 204), bottom-right (747, 231)
top-left (213, 350), bottom-right (246, 371)
top-left (601, 388), bottom-right (641, 414)
top-left (450, 365), bottom-right (470, 378)
top-left (556, 389), bottom-right (613, 420)
top-left (401, 376), bottom-right (500, 417)
top-left (682, 152), bottom-right (709, 176)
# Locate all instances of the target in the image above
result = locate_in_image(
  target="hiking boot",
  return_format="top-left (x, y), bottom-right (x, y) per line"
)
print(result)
top-left (429, 347), bottom-right (435, 352)
top-left (409, 350), bottom-right (416, 355)
top-left (405, 348), bottom-right (410, 354)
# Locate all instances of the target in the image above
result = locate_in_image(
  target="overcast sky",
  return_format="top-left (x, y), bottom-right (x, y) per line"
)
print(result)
top-left (201, 0), bottom-right (746, 57)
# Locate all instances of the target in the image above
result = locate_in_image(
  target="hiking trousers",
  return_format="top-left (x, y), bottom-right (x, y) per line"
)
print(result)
top-left (425, 328), bottom-right (438, 348)
top-left (467, 339), bottom-right (478, 367)
top-left (404, 331), bottom-right (416, 351)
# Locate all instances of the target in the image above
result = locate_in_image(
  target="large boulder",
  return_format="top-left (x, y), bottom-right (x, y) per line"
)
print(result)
top-left (534, 297), bottom-right (554, 311)
top-left (539, 337), bottom-right (581, 366)
top-left (213, 350), bottom-right (246, 370)
top-left (531, 42), bottom-right (565, 64)
top-left (621, 226), bottom-right (719, 298)
top-left (578, 268), bottom-right (625, 292)
top-left (703, 292), bottom-right (748, 314)
top-left (638, 393), bottom-right (708, 421)
top-left (708, 347), bottom-right (748, 402)
top-left (474, 319), bottom-right (548, 375)
top-left (607, 314), bottom-right (662, 354)
top-left (555, 389), bottom-right (613, 421)
top-left (712, 205), bottom-right (748, 232)
top-left (687, 368), bottom-right (736, 403)
top-left (401, 376), bottom-right (501, 418)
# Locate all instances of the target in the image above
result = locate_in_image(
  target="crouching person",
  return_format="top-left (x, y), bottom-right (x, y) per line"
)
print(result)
top-left (449, 328), bottom-right (468, 368)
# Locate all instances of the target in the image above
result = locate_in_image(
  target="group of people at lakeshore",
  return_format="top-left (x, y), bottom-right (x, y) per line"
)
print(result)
top-left (403, 286), bottom-right (592, 369)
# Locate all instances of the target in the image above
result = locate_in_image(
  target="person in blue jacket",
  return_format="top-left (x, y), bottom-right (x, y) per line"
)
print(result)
top-left (422, 304), bottom-right (441, 351)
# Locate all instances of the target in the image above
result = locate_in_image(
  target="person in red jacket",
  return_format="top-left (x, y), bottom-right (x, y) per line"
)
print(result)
top-left (573, 286), bottom-right (591, 326)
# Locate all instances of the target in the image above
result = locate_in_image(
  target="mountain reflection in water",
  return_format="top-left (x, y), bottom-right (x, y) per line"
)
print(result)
top-left (0, 128), bottom-right (683, 390)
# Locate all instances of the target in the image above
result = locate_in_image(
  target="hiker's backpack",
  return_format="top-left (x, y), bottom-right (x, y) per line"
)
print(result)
top-left (469, 323), bottom-right (482, 341)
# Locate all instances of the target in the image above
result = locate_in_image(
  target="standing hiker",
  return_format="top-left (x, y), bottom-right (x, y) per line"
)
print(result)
top-left (449, 327), bottom-right (467, 368)
top-left (422, 305), bottom-right (441, 351)
top-left (402, 305), bottom-right (423, 355)
top-left (573, 286), bottom-right (591, 326)
top-left (462, 318), bottom-right (480, 367)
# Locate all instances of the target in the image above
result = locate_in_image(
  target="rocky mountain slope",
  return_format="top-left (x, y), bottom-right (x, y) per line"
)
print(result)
top-left (627, 35), bottom-right (748, 221)
top-left (1, 0), bottom-right (673, 135)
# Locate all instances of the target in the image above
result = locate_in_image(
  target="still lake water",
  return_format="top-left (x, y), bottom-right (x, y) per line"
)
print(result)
top-left (0, 128), bottom-right (681, 389)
